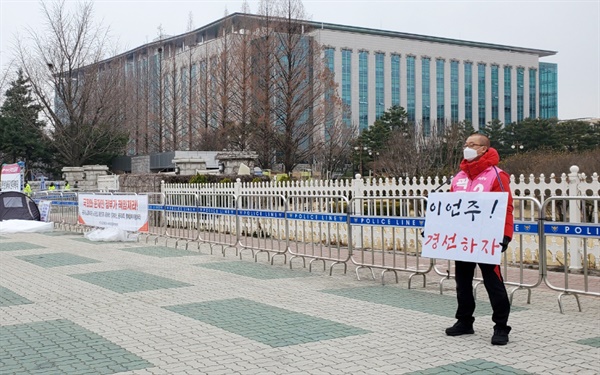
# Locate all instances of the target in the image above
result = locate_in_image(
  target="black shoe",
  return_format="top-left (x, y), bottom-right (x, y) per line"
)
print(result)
top-left (445, 321), bottom-right (474, 336)
top-left (491, 326), bottom-right (511, 345)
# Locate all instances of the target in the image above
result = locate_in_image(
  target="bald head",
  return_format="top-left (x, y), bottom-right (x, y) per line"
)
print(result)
top-left (463, 133), bottom-right (490, 161)
top-left (472, 133), bottom-right (490, 147)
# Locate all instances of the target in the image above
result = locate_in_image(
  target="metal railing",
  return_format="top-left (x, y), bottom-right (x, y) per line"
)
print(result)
top-left (349, 196), bottom-right (432, 286)
top-left (42, 191), bottom-right (600, 313)
top-left (237, 194), bottom-right (288, 263)
top-left (287, 195), bottom-right (350, 274)
top-left (541, 196), bottom-right (600, 313)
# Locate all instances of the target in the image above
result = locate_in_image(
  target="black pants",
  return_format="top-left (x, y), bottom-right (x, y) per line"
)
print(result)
top-left (454, 260), bottom-right (510, 328)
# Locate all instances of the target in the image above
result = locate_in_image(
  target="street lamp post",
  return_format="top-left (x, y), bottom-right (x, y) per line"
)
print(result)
top-left (511, 142), bottom-right (524, 153)
top-left (354, 146), bottom-right (367, 176)
top-left (368, 149), bottom-right (380, 177)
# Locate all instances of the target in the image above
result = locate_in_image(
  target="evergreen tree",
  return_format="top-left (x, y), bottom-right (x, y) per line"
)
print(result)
top-left (0, 69), bottom-right (51, 167)
top-left (554, 120), bottom-right (600, 151)
top-left (361, 105), bottom-right (408, 151)
top-left (481, 119), bottom-right (510, 156)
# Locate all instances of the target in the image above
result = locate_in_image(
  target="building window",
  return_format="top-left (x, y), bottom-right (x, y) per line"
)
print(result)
top-left (125, 59), bottom-right (134, 79)
top-left (375, 52), bottom-right (385, 119)
top-left (150, 54), bottom-right (159, 114)
top-left (436, 58), bottom-right (445, 133)
top-left (359, 51), bottom-right (369, 130)
top-left (341, 49), bottom-right (352, 126)
top-left (539, 62), bottom-right (558, 119)
top-left (517, 67), bottom-right (525, 122)
top-left (407, 55), bottom-right (416, 123)
top-left (478, 63), bottom-right (486, 129)
top-left (391, 54), bottom-right (400, 107)
top-left (464, 62), bottom-right (473, 123)
top-left (422, 57), bottom-right (431, 136)
top-left (138, 57), bottom-right (148, 107)
top-left (199, 59), bottom-right (208, 128)
top-left (180, 66), bottom-right (188, 109)
top-left (504, 66), bottom-right (512, 124)
top-left (529, 68), bottom-right (537, 118)
top-left (324, 48), bottom-right (334, 72)
top-left (450, 60), bottom-right (459, 123)
top-left (491, 65), bottom-right (499, 121)
top-left (324, 48), bottom-right (335, 131)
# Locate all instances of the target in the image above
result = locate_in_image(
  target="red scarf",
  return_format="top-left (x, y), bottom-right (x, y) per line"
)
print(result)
top-left (459, 147), bottom-right (500, 180)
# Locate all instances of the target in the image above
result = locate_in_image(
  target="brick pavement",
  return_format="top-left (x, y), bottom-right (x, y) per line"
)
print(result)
top-left (1, 231), bottom-right (599, 375)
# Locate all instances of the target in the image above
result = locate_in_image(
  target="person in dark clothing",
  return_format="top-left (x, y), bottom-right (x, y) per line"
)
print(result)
top-left (445, 133), bottom-right (514, 346)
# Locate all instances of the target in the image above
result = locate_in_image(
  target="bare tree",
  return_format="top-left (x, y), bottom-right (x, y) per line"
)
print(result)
top-left (182, 35), bottom-right (199, 151)
top-left (248, 0), bottom-right (339, 173)
top-left (163, 49), bottom-right (188, 151)
top-left (0, 59), bottom-right (18, 103)
top-left (15, 0), bottom-right (127, 166)
top-left (226, 6), bottom-right (259, 151)
top-left (314, 109), bottom-right (357, 179)
top-left (378, 120), bottom-right (470, 178)
top-left (192, 43), bottom-right (222, 150)
top-left (123, 50), bottom-right (150, 155)
top-left (186, 11), bottom-right (195, 32)
top-left (251, 0), bottom-right (279, 168)
top-left (212, 11), bottom-right (235, 142)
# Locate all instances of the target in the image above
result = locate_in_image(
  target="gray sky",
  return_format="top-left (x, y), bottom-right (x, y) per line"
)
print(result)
top-left (1, 0), bottom-right (598, 120)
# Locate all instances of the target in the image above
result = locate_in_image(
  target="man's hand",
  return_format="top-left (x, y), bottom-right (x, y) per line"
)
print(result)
top-left (500, 235), bottom-right (511, 253)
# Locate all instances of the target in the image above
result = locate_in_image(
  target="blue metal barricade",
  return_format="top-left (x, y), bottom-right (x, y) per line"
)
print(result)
top-left (349, 195), bottom-right (431, 286)
top-left (432, 197), bottom-right (544, 302)
top-left (143, 192), bottom-right (166, 244)
top-left (287, 195), bottom-right (350, 274)
top-left (541, 196), bottom-right (600, 313)
top-left (196, 193), bottom-right (238, 256)
top-left (237, 194), bottom-right (288, 263)
top-left (163, 192), bottom-right (200, 249)
top-left (475, 197), bottom-right (543, 303)
top-left (33, 191), bottom-right (79, 231)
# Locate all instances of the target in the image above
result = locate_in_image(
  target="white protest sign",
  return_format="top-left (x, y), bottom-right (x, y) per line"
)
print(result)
top-left (1, 163), bottom-right (22, 192)
top-left (38, 200), bottom-right (52, 222)
top-left (78, 194), bottom-right (149, 232)
top-left (422, 192), bottom-right (508, 265)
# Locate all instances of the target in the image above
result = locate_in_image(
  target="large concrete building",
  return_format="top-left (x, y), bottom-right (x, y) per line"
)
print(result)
top-left (312, 21), bottom-right (558, 132)
top-left (113, 13), bottom-right (558, 153)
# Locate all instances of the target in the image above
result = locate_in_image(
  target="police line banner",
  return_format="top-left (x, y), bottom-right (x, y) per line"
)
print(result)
top-left (78, 194), bottom-right (149, 232)
top-left (422, 192), bottom-right (508, 265)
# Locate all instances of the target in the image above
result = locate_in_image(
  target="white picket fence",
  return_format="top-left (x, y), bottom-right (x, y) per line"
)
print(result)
top-left (162, 165), bottom-right (600, 269)
top-left (163, 165), bottom-right (600, 210)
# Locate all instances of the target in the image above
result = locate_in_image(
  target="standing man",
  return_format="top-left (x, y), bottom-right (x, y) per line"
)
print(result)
top-left (445, 133), bottom-right (514, 345)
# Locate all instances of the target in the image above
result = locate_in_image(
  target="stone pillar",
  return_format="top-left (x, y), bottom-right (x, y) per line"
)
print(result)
top-left (81, 165), bottom-right (109, 191)
top-left (131, 156), bottom-right (151, 174)
top-left (216, 151), bottom-right (258, 175)
top-left (61, 167), bottom-right (85, 190)
top-left (172, 158), bottom-right (207, 175)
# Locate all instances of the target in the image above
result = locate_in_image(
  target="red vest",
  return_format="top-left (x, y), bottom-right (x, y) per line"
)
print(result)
top-left (451, 166), bottom-right (505, 193)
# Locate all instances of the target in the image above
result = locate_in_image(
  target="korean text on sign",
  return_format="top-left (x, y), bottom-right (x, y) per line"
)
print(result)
top-left (78, 194), bottom-right (149, 232)
top-left (422, 192), bottom-right (508, 265)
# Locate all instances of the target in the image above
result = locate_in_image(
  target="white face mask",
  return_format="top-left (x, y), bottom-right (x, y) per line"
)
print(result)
top-left (463, 147), bottom-right (479, 161)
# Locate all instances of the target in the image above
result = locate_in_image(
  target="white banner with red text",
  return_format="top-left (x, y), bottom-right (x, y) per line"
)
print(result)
top-left (78, 194), bottom-right (149, 232)
top-left (1, 163), bottom-right (22, 192)
top-left (422, 192), bottom-right (508, 265)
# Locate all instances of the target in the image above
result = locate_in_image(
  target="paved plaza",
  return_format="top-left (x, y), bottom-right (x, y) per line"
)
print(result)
top-left (1, 231), bottom-right (599, 375)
